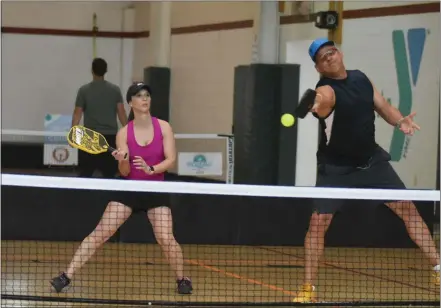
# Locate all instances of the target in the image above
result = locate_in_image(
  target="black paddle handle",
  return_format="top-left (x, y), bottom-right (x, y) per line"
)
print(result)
top-left (294, 89), bottom-right (317, 119)
top-left (107, 147), bottom-right (128, 160)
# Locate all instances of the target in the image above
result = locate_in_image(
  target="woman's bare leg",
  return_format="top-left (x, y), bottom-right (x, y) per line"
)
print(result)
top-left (148, 206), bottom-right (192, 294)
top-left (148, 206), bottom-right (184, 279)
top-left (51, 202), bottom-right (132, 292)
top-left (65, 202), bottom-right (132, 277)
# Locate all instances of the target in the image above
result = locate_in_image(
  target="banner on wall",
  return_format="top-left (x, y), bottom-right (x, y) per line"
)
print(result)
top-left (178, 152), bottom-right (223, 176)
top-left (43, 114), bottom-right (78, 166)
top-left (341, 13), bottom-right (439, 189)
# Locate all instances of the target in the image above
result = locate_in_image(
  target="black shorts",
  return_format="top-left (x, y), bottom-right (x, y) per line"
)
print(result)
top-left (314, 147), bottom-right (406, 214)
top-left (110, 179), bottom-right (170, 213)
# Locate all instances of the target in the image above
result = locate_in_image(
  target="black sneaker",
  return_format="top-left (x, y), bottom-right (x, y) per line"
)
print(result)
top-left (176, 277), bottom-right (193, 294)
top-left (50, 272), bottom-right (71, 293)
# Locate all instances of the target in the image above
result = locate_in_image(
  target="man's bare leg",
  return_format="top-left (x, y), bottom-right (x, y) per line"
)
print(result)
top-left (293, 212), bottom-right (333, 302)
top-left (386, 201), bottom-right (440, 285)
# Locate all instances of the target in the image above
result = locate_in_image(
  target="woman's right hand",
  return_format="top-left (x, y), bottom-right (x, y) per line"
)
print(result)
top-left (112, 148), bottom-right (128, 161)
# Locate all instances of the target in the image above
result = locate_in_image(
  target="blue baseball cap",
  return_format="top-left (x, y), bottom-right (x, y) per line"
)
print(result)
top-left (308, 38), bottom-right (335, 62)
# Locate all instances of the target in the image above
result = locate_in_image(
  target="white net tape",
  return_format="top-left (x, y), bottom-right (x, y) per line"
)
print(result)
top-left (2, 173), bottom-right (439, 202)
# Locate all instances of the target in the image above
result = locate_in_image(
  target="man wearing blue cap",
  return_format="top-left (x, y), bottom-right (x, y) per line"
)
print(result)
top-left (292, 38), bottom-right (440, 303)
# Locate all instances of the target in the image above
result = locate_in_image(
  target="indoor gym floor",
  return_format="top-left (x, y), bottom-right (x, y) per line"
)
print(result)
top-left (1, 241), bottom-right (439, 307)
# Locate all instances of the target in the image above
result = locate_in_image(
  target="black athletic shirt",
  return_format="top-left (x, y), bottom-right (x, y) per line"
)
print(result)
top-left (315, 70), bottom-right (378, 166)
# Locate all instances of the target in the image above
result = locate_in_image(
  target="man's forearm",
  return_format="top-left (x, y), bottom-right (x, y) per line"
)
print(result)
top-left (380, 105), bottom-right (404, 127)
top-left (118, 113), bottom-right (128, 126)
top-left (71, 113), bottom-right (82, 126)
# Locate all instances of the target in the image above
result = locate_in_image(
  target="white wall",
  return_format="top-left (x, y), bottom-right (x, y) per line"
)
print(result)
top-left (1, 2), bottom-right (133, 31)
top-left (171, 1), bottom-right (257, 28)
top-left (344, 1), bottom-right (435, 10)
top-left (342, 13), bottom-right (439, 189)
top-left (169, 29), bottom-right (252, 134)
top-left (1, 4), bottom-right (136, 132)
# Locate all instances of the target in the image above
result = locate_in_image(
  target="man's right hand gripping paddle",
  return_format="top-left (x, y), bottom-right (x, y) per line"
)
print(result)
top-left (280, 89), bottom-right (322, 127)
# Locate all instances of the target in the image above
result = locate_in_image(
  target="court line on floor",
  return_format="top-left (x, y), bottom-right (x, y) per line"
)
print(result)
top-left (257, 247), bottom-right (437, 294)
top-left (187, 259), bottom-right (296, 297)
top-left (1, 254), bottom-right (417, 270)
top-left (2, 255), bottom-right (296, 297)
top-left (1, 254), bottom-right (301, 266)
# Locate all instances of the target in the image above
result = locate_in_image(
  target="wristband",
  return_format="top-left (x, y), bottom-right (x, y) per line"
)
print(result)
top-left (395, 118), bottom-right (404, 128)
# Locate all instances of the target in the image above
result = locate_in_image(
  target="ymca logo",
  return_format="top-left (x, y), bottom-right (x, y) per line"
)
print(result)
top-left (387, 28), bottom-right (427, 161)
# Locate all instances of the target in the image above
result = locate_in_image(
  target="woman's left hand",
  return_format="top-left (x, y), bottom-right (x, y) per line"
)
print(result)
top-left (133, 156), bottom-right (154, 175)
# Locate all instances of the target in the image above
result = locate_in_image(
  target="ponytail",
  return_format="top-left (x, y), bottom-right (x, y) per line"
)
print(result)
top-left (128, 108), bottom-right (134, 122)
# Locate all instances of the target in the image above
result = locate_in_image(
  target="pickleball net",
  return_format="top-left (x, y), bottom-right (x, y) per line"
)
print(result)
top-left (1, 173), bottom-right (440, 307)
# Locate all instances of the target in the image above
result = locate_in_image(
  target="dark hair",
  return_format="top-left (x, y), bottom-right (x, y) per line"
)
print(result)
top-left (128, 109), bottom-right (134, 122)
top-left (92, 58), bottom-right (107, 77)
top-left (126, 82), bottom-right (152, 122)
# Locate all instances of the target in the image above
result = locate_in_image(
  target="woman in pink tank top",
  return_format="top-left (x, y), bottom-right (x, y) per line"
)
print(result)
top-left (51, 83), bottom-right (193, 295)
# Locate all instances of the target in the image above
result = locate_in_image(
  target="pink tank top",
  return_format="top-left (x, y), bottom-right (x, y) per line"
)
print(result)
top-left (125, 117), bottom-right (165, 181)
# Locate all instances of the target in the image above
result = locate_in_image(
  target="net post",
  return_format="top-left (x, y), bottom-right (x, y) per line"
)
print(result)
top-left (218, 134), bottom-right (234, 184)
top-left (228, 136), bottom-right (234, 184)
